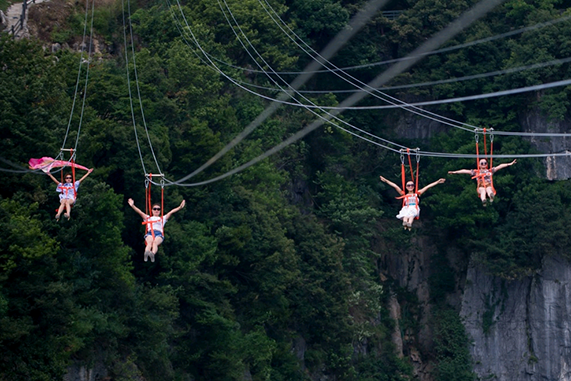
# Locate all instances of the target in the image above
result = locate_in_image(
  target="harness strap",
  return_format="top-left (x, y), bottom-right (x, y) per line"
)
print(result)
top-left (400, 150), bottom-right (406, 194)
top-left (474, 129), bottom-right (496, 195)
top-left (399, 148), bottom-right (419, 198)
top-left (71, 149), bottom-right (77, 200)
top-left (143, 174), bottom-right (167, 240)
top-left (396, 193), bottom-right (420, 219)
top-left (142, 218), bottom-right (164, 235)
top-left (145, 174), bottom-right (154, 239)
top-left (396, 148), bottom-right (421, 220)
top-left (489, 130), bottom-right (496, 195)
top-left (57, 184), bottom-right (76, 197)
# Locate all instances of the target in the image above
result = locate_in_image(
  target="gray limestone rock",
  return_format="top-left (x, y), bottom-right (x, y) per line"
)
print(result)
top-left (519, 110), bottom-right (571, 180)
top-left (461, 256), bottom-right (571, 380)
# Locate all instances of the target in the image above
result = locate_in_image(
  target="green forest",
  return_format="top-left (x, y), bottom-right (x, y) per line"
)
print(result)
top-left (0, 0), bottom-right (570, 379)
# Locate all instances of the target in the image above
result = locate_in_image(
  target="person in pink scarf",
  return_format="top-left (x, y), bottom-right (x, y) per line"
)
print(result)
top-left (46, 168), bottom-right (93, 220)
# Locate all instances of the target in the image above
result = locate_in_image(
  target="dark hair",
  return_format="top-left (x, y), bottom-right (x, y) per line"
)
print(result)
top-left (152, 203), bottom-right (161, 209)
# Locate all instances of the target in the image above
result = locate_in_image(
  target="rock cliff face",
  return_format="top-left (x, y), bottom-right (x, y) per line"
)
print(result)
top-left (460, 255), bottom-right (571, 381)
top-left (519, 110), bottom-right (571, 180)
top-left (380, 233), bottom-right (441, 381)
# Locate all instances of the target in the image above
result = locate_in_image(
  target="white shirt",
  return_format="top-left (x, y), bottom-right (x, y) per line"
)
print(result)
top-left (57, 181), bottom-right (80, 201)
top-left (145, 215), bottom-right (169, 233)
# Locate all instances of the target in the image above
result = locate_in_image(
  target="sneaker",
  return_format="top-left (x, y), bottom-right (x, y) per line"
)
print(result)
top-left (55, 214), bottom-right (61, 221)
top-left (489, 195), bottom-right (495, 203)
top-left (64, 213), bottom-right (70, 220)
top-left (482, 199), bottom-right (487, 207)
top-left (144, 250), bottom-right (151, 262)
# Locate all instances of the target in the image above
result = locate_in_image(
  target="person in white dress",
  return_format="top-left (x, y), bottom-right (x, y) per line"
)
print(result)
top-left (379, 176), bottom-right (445, 230)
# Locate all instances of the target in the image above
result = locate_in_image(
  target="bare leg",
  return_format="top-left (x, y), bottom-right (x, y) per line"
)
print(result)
top-left (144, 235), bottom-right (154, 262)
top-left (64, 200), bottom-right (72, 219)
top-left (477, 187), bottom-right (487, 205)
top-left (485, 186), bottom-right (495, 202)
top-left (148, 237), bottom-right (164, 263)
top-left (151, 237), bottom-right (163, 255)
top-left (56, 201), bottom-right (65, 220)
top-left (405, 217), bottom-right (412, 227)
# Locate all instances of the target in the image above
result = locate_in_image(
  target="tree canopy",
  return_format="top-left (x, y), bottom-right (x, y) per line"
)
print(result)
top-left (1, 0), bottom-right (571, 379)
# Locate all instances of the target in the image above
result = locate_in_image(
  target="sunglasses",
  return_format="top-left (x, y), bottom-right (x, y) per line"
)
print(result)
top-left (406, 184), bottom-right (414, 187)
top-left (480, 162), bottom-right (487, 165)
top-left (152, 208), bottom-right (161, 211)
top-left (65, 177), bottom-right (72, 180)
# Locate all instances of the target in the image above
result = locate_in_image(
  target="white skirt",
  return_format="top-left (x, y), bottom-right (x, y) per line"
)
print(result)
top-left (396, 205), bottom-right (420, 219)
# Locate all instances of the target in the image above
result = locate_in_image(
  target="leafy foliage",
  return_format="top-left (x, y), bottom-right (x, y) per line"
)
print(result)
top-left (1, 0), bottom-right (571, 379)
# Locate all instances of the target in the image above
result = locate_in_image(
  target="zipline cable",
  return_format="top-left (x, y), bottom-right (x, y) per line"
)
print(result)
top-left (127, 0), bottom-right (163, 175)
top-left (169, 0), bottom-right (571, 139)
top-left (216, 56), bottom-right (571, 94)
top-left (195, 13), bottom-right (571, 76)
top-left (166, 0), bottom-right (507, 187)
top-left (216, 0), bottom-right (409, 148)
top-left (257, 0), bottom-right (571, 136)
top-left (167, 0), bottom-right (393, 185)
top-left (256, 0), bottom-right (479, 132)
top-left (122, 0), bottom-right (147, 175)
top-left (70, 0), bottom-right (96, 158)
top-left (59, 0), bottom-right (93, 158)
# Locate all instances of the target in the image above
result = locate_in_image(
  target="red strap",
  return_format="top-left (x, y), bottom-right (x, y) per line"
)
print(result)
top-left (145, 173), bottom-right (152, 237)
top-left (474, 129), bottom-right (497, 195)
top-left (398, 148), bottom-right (420, 201)
top-left (475, 132), bottom-right (480, 169)
top-left (142, 218), bottom-right (164, 236)
top-left (489, 131), bottom-right (495, 194)
top-left (143, 174), bottom-right (167, 239)
top-left (415, 151), bottom-right (419, 194)
top-left (57, 184), bottom-right (76, 197)
top-left (406, 148), bottom-right (414, 185)
top-left (400, 160), bottom-right (406, 196)
top-left (70, 149), bottom-right (77, 200)
top-left (483, 128), bottom-right (487, 158)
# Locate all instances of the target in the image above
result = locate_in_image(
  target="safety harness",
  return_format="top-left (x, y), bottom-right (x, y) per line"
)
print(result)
top-left (56, 149), bottom-right (78, 211)
top-left (142, 174), bottom-right (165, 240)
top-left (397, 148), bottom-right (420, 219)
top-left (472, 128), bottom-right (496, 195)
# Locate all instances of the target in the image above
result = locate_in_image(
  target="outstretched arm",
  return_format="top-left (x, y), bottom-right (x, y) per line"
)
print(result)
top-left (379, 176), bottom-right (404, 195)
top-left (164, 200), bottom-right (186, 220)
top-left (77, 168), bottom-right (94, 183)
top-left (448, 169), bottom-right (473, 175)
top-left (492, 159), bottom-right (517, 172)
top-left (418, 178), bottom-right (446, 196)
top-left (46, 172), bottom-right (60, 185)
top-left (128, 198), bottom-right (147, 219)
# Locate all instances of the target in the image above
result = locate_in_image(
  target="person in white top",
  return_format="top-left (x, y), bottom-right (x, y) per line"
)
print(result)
top-left (379, 176), bottom-right (445, 230)
top-left (128, 198), bottom-right (186, 262)
top-left (47, 168), bottom-right (93, 221)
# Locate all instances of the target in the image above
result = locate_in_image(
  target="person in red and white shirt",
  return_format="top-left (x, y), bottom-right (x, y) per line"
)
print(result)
top-left (128, 198), bottom-right (185, 262)
top-left (448, 159), bottom-right (516, 206)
